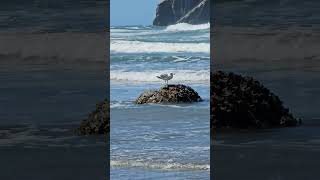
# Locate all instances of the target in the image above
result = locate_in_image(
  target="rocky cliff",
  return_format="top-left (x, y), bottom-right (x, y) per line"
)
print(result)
top-left (153, 0), bottom-right (210, 26)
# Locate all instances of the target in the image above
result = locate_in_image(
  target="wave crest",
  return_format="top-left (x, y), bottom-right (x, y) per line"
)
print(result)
top-left (165, 23), bottom-right (210, 32)
top-left (110, 70), bottom-right (209, 83)
top-left (111, 40), bottom-right (209, 54)
top-left (111, 160), bottom-right (209, 171)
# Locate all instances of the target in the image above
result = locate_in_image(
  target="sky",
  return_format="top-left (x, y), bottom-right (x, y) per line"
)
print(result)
top-left (111, 0), bottom-right (159, 26)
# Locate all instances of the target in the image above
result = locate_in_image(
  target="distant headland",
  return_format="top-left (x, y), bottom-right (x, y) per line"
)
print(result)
top-left (153, 0), bottom-right (209, 26)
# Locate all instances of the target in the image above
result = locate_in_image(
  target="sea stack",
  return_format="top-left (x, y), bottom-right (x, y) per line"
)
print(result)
top-left (211, 71), bottom-right (299, 129)
top-left (135, 84), bottom-right (202, 104)
top-left (153, 0), bottom-right (210, 26)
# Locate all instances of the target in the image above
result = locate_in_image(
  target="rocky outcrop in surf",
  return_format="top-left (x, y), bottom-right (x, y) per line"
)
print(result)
top-left (153, 0), bottom-right (209, 26)
top-left (77, 99), bottom-right (109, 135)
top-left (211, 71), bottom-right (299, 129)
top-left (135, 84), bottom-right (202, 104)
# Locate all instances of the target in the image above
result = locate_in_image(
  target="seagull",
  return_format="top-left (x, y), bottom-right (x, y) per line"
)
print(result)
top-left (157, 73), bottom-right (174, 85)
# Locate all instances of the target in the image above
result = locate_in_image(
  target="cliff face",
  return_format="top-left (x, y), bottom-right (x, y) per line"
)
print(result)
top-left (153, 0), bottom-right (209, 26)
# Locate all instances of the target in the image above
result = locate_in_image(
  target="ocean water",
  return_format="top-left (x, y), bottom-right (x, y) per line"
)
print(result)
top-left (215, 0), bottom-right (320, 28)
top-left (213, 0), bottom-right (320, 179)
top-left (213, 27), bottom-right (320, 179)
top-left (110, 23), bottom-right (210, 179)
top-left (0, 0), bottom-right (108, 33)
top-left (0, 1), bottom-right (108, 179)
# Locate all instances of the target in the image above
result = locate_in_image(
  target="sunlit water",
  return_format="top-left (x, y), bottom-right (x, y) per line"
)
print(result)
top-left (110, 23), bottom-right (210, 179)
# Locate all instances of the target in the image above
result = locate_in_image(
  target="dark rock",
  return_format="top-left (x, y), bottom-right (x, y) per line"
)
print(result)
top-left (77, 99), bottom-right (109, 135)
top-left (153, 0), bottom-right (209, 26)
top-left (135, 84), bottom-right (202, 104)
top-left (211, 71), bottom-right (299, 129)
top-left (176, 0), bottom-right (210, 25)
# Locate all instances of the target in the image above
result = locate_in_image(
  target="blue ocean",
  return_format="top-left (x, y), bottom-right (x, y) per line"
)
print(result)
top-left (0, 0), bottom-right (107, 179)
top-left (214, 0), bottom-right (320, 179)
top-left (110, 23), bottom-right (210, 179)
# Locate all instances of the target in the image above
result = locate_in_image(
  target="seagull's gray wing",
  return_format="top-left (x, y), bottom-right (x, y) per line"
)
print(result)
top-left (157, 74), bottom-right (168, 79)
top-left (160, 74), bottom-right (168, 78)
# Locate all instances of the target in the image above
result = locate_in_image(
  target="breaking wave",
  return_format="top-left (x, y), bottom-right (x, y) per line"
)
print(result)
top-left (111, 159), bottom-right (209, 171)
top-left (110, 40), bottom-right (209, 54)
top-left (110, 70), bottom-right (209, 83)
top-left (165, 23), bottom-right (210, 32)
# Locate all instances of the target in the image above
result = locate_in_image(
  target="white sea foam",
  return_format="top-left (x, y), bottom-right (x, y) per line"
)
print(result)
top-left (165, 23), bottom-right (210, 32)
top-left (111, 160), bottom-right (209, 171)
top-left (110, 40), bottom-right (209, 54)
top-left (110, 102), bottom-right (137, 109)
top-left (110, 70), bottom-right (209, 83)
top-left (126, 26), bottom-right (142, 30)
top-left (172, 56), bottom-right (191, 62)
top-left (110, 102), bottom-right (126, 109)
top-left (151, 104), bottom-right (195, 109)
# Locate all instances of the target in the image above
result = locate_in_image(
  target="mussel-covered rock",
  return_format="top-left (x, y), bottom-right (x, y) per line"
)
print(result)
top-left (211, 71), bottom-right (299, 129)
top-left (135, 84), bottom-right (202, 104)
top-left (77, 99), bottom-right (109, 135)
